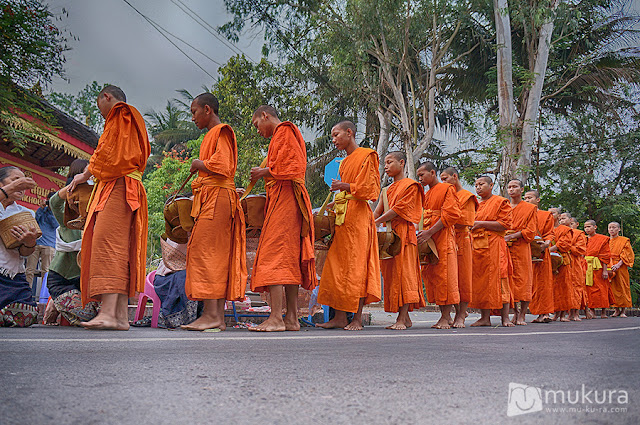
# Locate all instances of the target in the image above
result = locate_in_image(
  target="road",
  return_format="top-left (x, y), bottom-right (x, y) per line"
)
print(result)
top-left (1, 312), bottom-right (638, 425)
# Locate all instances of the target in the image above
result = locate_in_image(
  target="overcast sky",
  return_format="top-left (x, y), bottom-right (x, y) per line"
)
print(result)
top-left (46, 0), bottom-right (263, 115)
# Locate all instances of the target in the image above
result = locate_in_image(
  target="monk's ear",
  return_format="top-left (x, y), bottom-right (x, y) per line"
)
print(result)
top-left (203, 104), bottom-right (211, 115)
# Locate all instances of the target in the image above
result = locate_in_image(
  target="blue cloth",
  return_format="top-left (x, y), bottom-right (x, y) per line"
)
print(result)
top-left (153, 270), bottom-right (188, 319)
top-left (35, 207), bottom-right (58, 247)
top-left (0, 273), bottom-right (36, 310)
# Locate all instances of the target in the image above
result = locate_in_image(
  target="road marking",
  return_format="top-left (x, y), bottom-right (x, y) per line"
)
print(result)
top-left (2, 326), bottom-right (639, 343)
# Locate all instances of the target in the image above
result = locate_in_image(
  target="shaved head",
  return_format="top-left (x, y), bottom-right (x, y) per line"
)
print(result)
top-left (609, 221), bottom-right (620, 228)
top-left (333, 120), bottom-right (356, 135)
top-left (99, 85), bottom-right (126, 102)
top-left (386, 151), bottom-right (406, 163)
top-left (417, 161), bottom-right (437, 173)
top-left (525, 189), bottom-right (539, 198)
top-left (477, 175), bottom-right (493, 185)
top-left (509, 179), bottom-right (524, 188)
top-left (585, 219), bottom-right (596, 226)
top-left (194, 92), bottom-right (219, 115)
top-left (442, 166), bottom-right (458, 176)
top-left (253, 105), bottom-right (279, 119)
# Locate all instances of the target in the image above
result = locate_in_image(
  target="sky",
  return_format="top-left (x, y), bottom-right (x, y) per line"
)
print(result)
top-left (46, 0), bottom-right (263, 115)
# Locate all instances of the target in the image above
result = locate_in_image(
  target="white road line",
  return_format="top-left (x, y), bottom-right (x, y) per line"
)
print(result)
top-left (1, 326), bottom-right (638, 343)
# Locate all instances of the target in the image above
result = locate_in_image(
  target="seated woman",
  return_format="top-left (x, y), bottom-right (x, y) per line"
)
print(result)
top-left (43, 159), bottom-right (99, 326)
top-left (0, 166), bottom-right (41, 327)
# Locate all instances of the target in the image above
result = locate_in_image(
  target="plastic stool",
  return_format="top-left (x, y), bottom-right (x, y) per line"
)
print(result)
top-left (134, 271), bottom-right (160, 328)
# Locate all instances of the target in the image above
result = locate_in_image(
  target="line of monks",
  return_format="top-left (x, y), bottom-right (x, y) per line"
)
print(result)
top-left (70, 85), bottom-right (635, 331)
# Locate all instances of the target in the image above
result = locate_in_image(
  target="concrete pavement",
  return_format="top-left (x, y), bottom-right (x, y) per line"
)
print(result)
top-left (1, 312), bottom-right (638, 424)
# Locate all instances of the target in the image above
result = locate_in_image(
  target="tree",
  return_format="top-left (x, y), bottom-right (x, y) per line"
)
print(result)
top-left (144, 100), bottom-right (202, 154)
top-left (48, 81), bottom-right (106, 133)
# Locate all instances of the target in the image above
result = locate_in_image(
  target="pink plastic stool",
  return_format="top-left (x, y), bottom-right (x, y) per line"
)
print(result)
top-left (134, 270), bottom-right (160, 328)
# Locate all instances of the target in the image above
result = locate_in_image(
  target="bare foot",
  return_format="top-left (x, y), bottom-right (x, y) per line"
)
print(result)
top-left (386, 321), bottom-right (407, 330)
top-left (502, 319), bottom-right (515, 327)
top-left (404, 317), bottom-right (413, 329)
top-left (532, 315), bottom-right (544, 323)
top-left (515, 318), bottom-right (527, 325)
top-left (181, 316), bottom-right (226, 331)
top-left (600, 315), bottom-right (608, 319)
top-left (452, 316), bottom-right (465, 328)
top-left (542, 315), bottom-right (552, 323)
top-left (81, 316), bottom-right (129, 331)
top-left (570, 316), bottom-right (582, 322)
top-left (432, 317), bottom-right (451, 329)
top-left (248, 316), bottom-right (286, 332)
top-left (470, 317), bottom-right (492, 327)
top-left (611, 310), bottom-right (620, 317)
top-left (344, 318), bottom-right (363, 331)
top-left (620, 313), bottom-right (628, 318)
top-left (560, 317), bottom-right (570, 322)
top-left (284, 315), bottom-right (300, 331)
top-left (552, 313), bottom-right (560, 322)
top-left (585, 310), bottom-right (594, 320)
top-left (317, 317), bottom-right (349, 329)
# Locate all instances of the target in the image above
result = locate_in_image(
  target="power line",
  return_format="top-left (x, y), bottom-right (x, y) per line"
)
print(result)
top-left (170, 0), bottom-right (257, 63)
top-left (121, 0), bottom-right (218, 80)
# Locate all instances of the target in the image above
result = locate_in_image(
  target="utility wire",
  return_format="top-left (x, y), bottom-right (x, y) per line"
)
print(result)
top-left (121, 0), bottom-right (218, 80)
top-left (170, 0), bottom-right (257, 63)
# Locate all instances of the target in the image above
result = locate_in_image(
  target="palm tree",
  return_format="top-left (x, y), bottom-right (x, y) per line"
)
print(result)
top-left (144, 100), bottom-right (202, 155)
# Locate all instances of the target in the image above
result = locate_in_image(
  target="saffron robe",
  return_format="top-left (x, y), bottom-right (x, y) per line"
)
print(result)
top-left (609, 236), bottom-right (634, 308)
top-left (585, 233), bottom-right (614, 309)
top-left (454, 189), bottom-right (477, 304)
top-left (552, 225), bottom-right (575, 312)
top-left (251, 122), bottom-right (316, 292)
top-left (469, 195), bottom-right (513, 310)
top-left (185, 124), bottom-right (247, 301)
top-left (529, 210), bottom-right (555, 315)
top-left (81, 102), bottom-right (150, 304)
top-left (507, 201), bottom-right (538, 302)
top-left (571, 230), bottom-right (588, 309)
top-left (422, 182), bottom-right (461, 306)
top-left (381, 178), bottom-right (425, 312)
top-left (317, 147), bottom-right (381, 312)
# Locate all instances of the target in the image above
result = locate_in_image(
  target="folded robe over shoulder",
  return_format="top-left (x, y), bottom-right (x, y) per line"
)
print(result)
top-left (186, 124), bottom-right (247, 301)
top-left (585, 233), bottom-right (614, 309)
top-left (454, 189), bottom-right (477, 304)
top-left (422, 182), bottom-right (461, 306)
top-left (571, 230), bottom-right (588, 309)
top-left (508, 201), bottom-right (538, 302)
top-left (529, 210), bottom-right (555, 315)
top-left (381, 178), bottom-right (425, 313)
top-left (81, 102), bottom-right (150, 305)
top-left (317, 147), bottom-right (381, 312)
top-left (251, 122), bottom-right (316, 292)
top-left (469, 195), bottom-right (513, 310)
top-left (552, 225), bottom-right (574, 312)
top-left (609, 236), bottom-right (634, 308)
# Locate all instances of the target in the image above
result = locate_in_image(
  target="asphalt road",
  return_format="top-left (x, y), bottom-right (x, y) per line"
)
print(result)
top-left (1, 312), bottom-right (638, 425)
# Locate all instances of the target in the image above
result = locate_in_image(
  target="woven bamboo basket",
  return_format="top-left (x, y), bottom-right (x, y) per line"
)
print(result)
top-left (0, 211), bottom-right (42, 249)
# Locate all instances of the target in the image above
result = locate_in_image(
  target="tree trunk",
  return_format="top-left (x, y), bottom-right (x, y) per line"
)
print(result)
top-left (375, 107), bottom-right (391, 177)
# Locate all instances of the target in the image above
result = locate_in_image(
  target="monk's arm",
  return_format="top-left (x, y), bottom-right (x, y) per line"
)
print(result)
top-left (611, 260), bottom-right (624, 272)
top-left (68, 165), bottom-right (91, 193)
top-left (471, 220), bottom-right (506, 232)
top-left (505, 230), bottom-right (522, 242)
top-left (373, 198), bottom-right (384, 218)
top-left (190, 159), bottom-right (226, 177)
top-left (375, 209), bottom-right (398, 225)
top-left (330, 180), bottom-right (350, 192)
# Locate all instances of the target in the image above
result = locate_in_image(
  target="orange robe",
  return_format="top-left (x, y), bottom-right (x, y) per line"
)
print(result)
top-left (552, 225), bottom-right (575, 312)
top-left (469, 195), bottom-right (513, 310)
top-left (507, 201), bottom-right (538, 302)
top-left (529, 210), bottom-right (555, 315)
top-left (81, 102), bottom-right (150, 304)
top-left (570, 230), bottom-right (588, 309)
top-left (251, 122), bottom-right (316, 292)
top-left (185, 124), bottom-right (247, 301)
top-left (455, 189), bottom-right (477, 304)
top-left (317, 147), bottom-right (381, 312)
top-left (423, 182), bottom-right (461, 306)
top-left (381, 178), bottom-right (425, 312)
top-left (609, 236), bottom-right (634, 308)
top-left (585, 233), bottom-right (614, 308)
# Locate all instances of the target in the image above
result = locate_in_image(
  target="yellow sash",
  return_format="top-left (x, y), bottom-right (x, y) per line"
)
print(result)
top-left (333, 191), bottom-right (360, 226)
top-left (585, 256), bottom-right (602, 287)
top-left (86, 170), bottom-right (143, 212)
top-left (191, 175), bottom-right (236, 217)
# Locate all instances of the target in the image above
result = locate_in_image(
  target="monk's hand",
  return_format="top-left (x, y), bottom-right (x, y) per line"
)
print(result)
top-left (4, 177), bottom-right (36, 194)
top-left (326, 201), bottom-right (335, 210)
top-left (68, 171), bottom-right (90, 193)
top-left (12, 225), bottom-right (38, 247)
top-left (417, 230), bottom-right (433, 244)
top-left (504, 234), bottom-right (515, 243)
top-left (190, 159), bottom-right (205, 174)
top-left (330, 179), bottom-right (349, 192)
top-left (236, 188), bottom-right (246, 197)
top-left (602, 268), bottom-right (609, 279)
top-left (470, 221), bottom-right (482, 231)
top-left (250, 167), bottom-right (267, 182)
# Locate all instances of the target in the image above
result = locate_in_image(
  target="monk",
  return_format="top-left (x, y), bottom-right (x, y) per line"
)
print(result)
top-left (249, 105), bottom-right (316, 331)
top-left (608, 222), bottom-right (634, 317)
top-left (548, 211), bottom-right (576, 321)
top-left (505, 180), bottom-right (537, 325)
top-left (417, 162), bottom-right (461, 329)
top-left (180, 93), bottom-right (247, 331)
top-left (374, 152), bottom-right (425, 330)
top-left (584, 220), bottom-right (613, 319)
top-left (523, 190), bottom-right (555, 323)
top-left (468, 176), bottom-right (513, 327)
top-left (68, 85), bottom-right (150, 330)
top-left (317, 121), bottom-right (381, 330)
top-left (568, 215), bottom-right (588, 320)
top-left (440, 167), bottom-right (477, 328)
